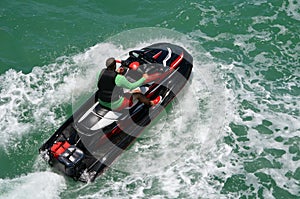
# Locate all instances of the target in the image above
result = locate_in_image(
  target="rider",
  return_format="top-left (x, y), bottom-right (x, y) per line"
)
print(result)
top-left (97, 57), bottom-right (161, 110)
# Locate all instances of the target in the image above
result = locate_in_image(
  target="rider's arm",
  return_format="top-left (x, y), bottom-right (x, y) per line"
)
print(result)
top-left (115, 74), bottom-right (145, 90)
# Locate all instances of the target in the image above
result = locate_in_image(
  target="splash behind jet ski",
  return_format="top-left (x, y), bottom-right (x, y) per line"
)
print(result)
top-left (39, 43), bottom-right (193, 182)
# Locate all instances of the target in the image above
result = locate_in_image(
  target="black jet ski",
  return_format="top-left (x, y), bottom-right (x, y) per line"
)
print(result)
top-left (39, 43), bottom-right (193, 182)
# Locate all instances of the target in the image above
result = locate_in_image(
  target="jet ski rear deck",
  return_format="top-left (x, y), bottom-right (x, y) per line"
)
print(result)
top-left (39, 43), bottom-right (193, 182)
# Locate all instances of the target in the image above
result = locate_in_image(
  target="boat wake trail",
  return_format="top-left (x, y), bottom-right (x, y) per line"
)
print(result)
top-left (0, 28), bottom-right (231, 198)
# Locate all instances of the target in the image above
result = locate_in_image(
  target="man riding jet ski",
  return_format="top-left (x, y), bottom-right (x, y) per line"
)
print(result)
top-left (97, 57), bottom-right (161, 111)
top-left (39, 43), bottom-right (193, 182)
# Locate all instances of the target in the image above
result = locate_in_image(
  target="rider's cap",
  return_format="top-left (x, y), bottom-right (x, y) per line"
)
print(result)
top-left (106, 57), bottom-right (116, 68)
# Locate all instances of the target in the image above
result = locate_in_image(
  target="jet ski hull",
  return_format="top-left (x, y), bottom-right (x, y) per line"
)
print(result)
top-left (39, 43), bottom-right (193, 182)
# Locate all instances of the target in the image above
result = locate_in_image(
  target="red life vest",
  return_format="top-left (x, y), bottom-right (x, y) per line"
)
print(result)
top-left (50, 141), bottom-right (71, 158)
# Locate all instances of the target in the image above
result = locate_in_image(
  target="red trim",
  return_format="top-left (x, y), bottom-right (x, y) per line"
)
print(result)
top-left (129, 62), bottom-right (140, 70)
top-left (170, 52), bottom-right (184, 69)
top-left (115, 59), bottom-right (121, 63)
top-left (145, 70), bottom-right (174, 98)
top-left (110, 126), bottom-right (121, 136)
top-left (144, 72), bottom-right (161, 83)
top-left (116, 96), bottom-right (133, 111)
top-left (97, 126), bottom-right (121, 145)
top-left (152, 51), bottom-right (162, 59)
top-left (105, 126), bottom-right (121, 139)
top-left (146, 84), bottom-right (158, 98)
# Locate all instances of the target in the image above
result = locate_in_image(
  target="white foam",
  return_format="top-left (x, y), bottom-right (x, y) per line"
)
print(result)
top-left (214, 47), bottom-right (300, 195)
top-left (0, 171), bottom-right (66, 199)
top-left (284, 0), bottom-right (300, 21)
top-left (1, 29), bottom-right (234, 197)
top-left (92, 38), bottom-right (232, 198)
top-left (0, 43), bottom-right (126, 151)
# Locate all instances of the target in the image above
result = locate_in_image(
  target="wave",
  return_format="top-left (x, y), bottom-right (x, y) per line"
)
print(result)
top-left (0, 28), bottom-right (232, 198)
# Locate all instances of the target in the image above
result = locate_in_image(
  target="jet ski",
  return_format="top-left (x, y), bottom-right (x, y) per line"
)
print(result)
top-left (39, 43), bottom-right (193, 182)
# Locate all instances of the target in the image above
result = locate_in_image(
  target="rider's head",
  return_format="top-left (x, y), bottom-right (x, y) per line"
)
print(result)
top-left (106, 57), bottom-right (116, 70)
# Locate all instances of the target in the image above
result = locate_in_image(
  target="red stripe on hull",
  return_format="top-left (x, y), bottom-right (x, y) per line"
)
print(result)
top-left (152, 51), bottom-right (162, 59)
top-left (170, 52), bottom-right (184, 69)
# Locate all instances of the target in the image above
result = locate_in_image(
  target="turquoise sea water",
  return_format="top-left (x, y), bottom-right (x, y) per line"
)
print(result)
top-left (0, 0), bottom-right (300, 198)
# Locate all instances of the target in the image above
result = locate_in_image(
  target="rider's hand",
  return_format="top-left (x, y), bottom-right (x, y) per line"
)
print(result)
top-left (116, 67), bottom-right (124, 74)
top-left (142, 73), bottom-right (149, 79)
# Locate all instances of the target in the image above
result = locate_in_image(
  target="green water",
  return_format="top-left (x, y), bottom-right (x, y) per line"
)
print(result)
top-left (0, 0), bottom-right (300, 198)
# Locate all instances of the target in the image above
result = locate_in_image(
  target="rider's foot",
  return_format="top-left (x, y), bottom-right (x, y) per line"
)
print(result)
top-left (150, 96), bottom-right (162, 106)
